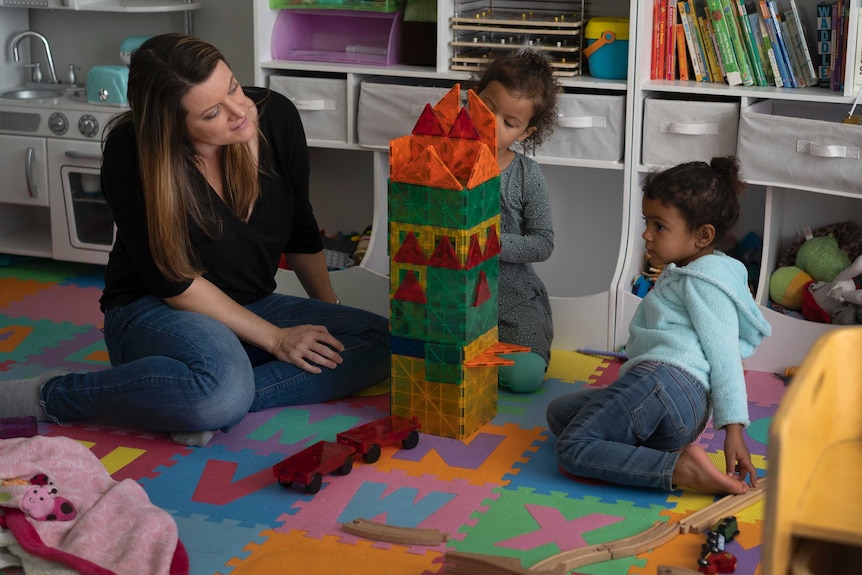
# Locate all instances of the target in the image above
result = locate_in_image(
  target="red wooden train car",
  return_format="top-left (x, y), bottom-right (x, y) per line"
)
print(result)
top-left (336, 415), bottom-right (421, 463)
top-left (272, 415), bottom-right (422, 493)
top-left (272, 440), bottom-right (356, 494)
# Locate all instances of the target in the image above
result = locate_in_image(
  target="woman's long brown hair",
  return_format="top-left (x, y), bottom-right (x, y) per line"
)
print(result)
top-left (106, 33), bottom-right (260, 282)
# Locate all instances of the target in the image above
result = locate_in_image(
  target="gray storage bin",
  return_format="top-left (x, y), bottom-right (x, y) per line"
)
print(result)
top-left (738, 100), bottom-right (861, 194)
top-left (269, 75), bottom-right (348, 144)
top-left (536, 94), bottom-right (625, 162)
top-left (357, 77), bottom-right (455, 149)
top-left (642, 98), bottom-right (739, 166)
top-left (535, 93), bottom-right (625, 162)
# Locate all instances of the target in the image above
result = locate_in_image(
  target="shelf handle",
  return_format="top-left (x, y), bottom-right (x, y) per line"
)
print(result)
top-left (659, 122), bottom-right (719, 136)
top-left (292, 98), bottom-right (335, 111)
top-left (25, 147), bottom-right (37, 199)
top-left (558, 116), bottom-right (607, 129)
top-left (796, 141), bottom-right (860, 160)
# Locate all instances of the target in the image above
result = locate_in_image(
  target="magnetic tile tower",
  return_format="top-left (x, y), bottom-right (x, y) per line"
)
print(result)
top-left (388, 84), bottom-right (529, 439)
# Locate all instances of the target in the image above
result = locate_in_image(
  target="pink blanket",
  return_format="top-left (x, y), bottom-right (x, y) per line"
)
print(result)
top-left (0, 435), bottom-right (187, 575)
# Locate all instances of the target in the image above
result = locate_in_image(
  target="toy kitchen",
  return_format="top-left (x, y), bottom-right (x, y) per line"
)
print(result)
top-left (0, 0), bottom-right (201, 266)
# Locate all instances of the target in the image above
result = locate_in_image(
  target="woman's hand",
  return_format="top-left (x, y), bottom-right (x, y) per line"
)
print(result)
top-left (723, 423), bottom-right (758, 487)
top-left (268, 324), bottom-right (345, 374)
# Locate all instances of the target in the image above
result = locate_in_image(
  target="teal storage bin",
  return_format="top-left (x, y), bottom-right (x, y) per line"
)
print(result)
top-left (584, 17), bottom-right (629, 80)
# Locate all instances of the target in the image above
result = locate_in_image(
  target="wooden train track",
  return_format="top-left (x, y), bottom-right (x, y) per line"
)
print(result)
top-left (440, 478), bottom-right (768, 574)
top-left (342, 518), bottom-right (449, 546)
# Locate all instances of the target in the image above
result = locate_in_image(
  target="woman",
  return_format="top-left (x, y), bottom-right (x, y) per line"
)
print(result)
top-left (0, 34), bottom-right (390, 446)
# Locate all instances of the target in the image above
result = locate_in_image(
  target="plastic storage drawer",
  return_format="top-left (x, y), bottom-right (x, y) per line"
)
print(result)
top-left (269, 75), bottom-right (348, 144)
top-left (642, 98), bottom-right (739, 166)
top-left (737, 100), bottom-right (861, 194)
top-left (535, 92), bottom-right (625, 162)
top-left (357, 77), bottom-right (455, 149)
top-left (271, 9), bottom-right (401, 66)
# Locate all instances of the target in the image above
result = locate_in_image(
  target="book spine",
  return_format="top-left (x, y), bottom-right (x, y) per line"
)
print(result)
top-left (787, 0), bottom-right (819, 84)
top-left (707, 16), bottom-right (730, 78)
top-left (734, 0), bottom-right (768, 85)
top-left (757, 11), bottom-right (785, 85)
top-left (761, 0), bottom-right (797, 86)
top-left (816, 2), bottom-right (834, 88)
top-left (677, 22), bottom-right (691, 79)
top-left (657, 0), bottom-right (668, 79)
top-left (679, 1), bottom-right (707, 80)
top-left (706, 0), bottom-right (744, 84)
top-left (780, 13), bottom-right (809, 86)
top-left (831, 0), bottom-right (846, 91)
top-left (667, 0), bottom-right (679, 79)
top-left (692, 1), bottom-right (719, 80)
top-left (721, 0), bottom-right (756, 84)
top-left (696, 1), bottom-right (724, 80)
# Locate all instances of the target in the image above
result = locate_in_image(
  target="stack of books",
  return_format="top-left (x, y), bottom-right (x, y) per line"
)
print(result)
top-left (650, 0), bottom-right (836, 89)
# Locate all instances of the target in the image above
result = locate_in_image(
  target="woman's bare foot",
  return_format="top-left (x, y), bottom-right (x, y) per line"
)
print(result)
top-left (672, 444), bottom-right (750, 495)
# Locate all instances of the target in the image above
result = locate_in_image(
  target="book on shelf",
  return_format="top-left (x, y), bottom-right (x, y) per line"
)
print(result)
top-left (830, 0), bottom-right (847, 91)
top-left (653, 0), bottom-right (668, 79)
top-left (721, 0), bottom-right (756, 85)
top-left (760, 0), bottom-right (798, 87)
top-left (679, 0), bottom-right (709, 80)
top-left (733, 0), bottom-right (768, 85)
top-left (677, 22), bottom-right (691, 79)
top-left (667, 0), bottom-right (679, 80)
top-left (695, 1), bottom-right (722, 80)
top-left (754, 6), bottom-right (784, 85)
top-left (705, 0), bottom-right (744, 85)
top-left (785, 0), bottom-right (819, 85)
top-left (816, 1), bottom-right (834, 87)
top-left (775, 4), bottom-right (811, 86)
top-left (706, 13), bottom-right (730, 79)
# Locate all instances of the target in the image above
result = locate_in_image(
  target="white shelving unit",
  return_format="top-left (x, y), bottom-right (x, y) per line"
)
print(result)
top-left (616, 0), bottom-right (862, 372)
top-left (253, 0), bottom-right (635, 348)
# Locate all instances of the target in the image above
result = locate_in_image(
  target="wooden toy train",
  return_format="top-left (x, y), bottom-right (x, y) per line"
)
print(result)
top-left (272, 415), bottom-right (421, 494)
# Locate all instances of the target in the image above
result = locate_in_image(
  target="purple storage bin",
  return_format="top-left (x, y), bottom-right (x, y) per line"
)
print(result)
top-left (272, 9), bottom-right (402, 66)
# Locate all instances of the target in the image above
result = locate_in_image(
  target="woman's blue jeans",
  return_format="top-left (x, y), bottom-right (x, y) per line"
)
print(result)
top-left (545, 362), bottom-right (709, 491)
top-left (41, 293), bottom-right (390, 434)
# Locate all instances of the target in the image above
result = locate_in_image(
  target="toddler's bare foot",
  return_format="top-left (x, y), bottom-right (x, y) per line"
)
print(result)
top-left (672, 444), bottom-right (750, 495)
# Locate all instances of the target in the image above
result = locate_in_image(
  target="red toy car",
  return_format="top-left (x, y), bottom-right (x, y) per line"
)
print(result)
top-left (273, 415), bottom-right (422, 493)
top-left (272, 440), bottom-right (356, 494)
top-left (697, 551), bottom-right (737, 574)
top-left (336, 415), bottom-right (421, 463)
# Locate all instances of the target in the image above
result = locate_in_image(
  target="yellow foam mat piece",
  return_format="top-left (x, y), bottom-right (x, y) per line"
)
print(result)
top-left (545, 349), bottom-right (611, 384)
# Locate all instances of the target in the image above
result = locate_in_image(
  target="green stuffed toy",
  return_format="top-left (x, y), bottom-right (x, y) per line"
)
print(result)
top-left (795, 236), bottom-right (852, 283)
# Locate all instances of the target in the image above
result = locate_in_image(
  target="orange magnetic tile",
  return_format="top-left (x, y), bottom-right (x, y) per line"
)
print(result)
top-left (393, 231), bottom-right (428, 265)
top-left (486, 342), bottom-right (532, 355)
top-left (389, 136), bottom-right (412, 175)
top-left (433, 83), bottom-right (461, 132)
top-left (394, 146), bottom-right (462, 190)
top-left (473, 270), bottom-right (491, 307)
top-left (412, 103), bottom-right (447, 136)
top-left (466, 144), bottom-right (500, 189)
top-left (464, 353), bottom-right (515, 367)
top-left (467, 89), bottom-right (497, 158)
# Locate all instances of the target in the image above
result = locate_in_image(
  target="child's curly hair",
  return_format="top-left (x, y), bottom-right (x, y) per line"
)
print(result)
top-left (473, 49), bottom-right (560, 148)
top-left (643, 156), bottom-right (745, 247)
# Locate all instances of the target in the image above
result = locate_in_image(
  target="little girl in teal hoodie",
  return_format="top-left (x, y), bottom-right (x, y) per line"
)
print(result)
top-left (547, 156), bottom-right (771, 495)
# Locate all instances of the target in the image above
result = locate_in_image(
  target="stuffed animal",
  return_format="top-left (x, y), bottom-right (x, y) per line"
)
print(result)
top-left (769, 266), bottom-right (813, 310)
top-left (801, 255), bottom-right (862, 325)
top-left (795, 236), bottom-right (852, 283)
